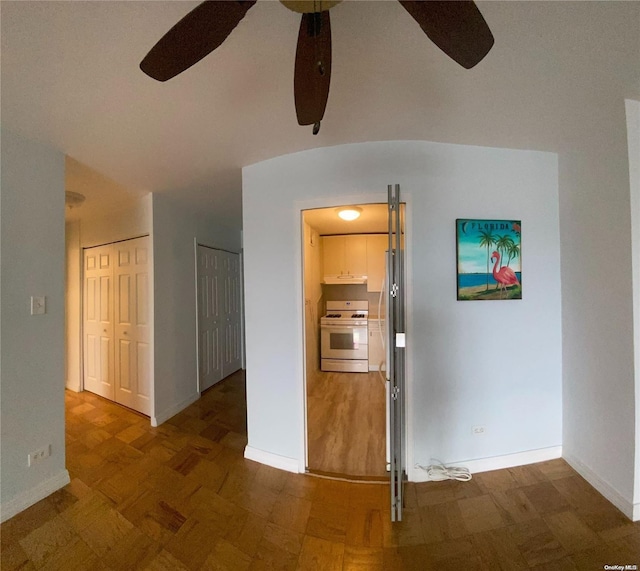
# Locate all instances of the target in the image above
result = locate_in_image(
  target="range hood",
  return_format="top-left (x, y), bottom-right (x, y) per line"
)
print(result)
top-left (324, 274), bottom-right (368, 285)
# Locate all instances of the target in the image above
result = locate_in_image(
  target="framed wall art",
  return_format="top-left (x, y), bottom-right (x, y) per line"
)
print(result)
top-left (456, 219), bottom-right (522, 301)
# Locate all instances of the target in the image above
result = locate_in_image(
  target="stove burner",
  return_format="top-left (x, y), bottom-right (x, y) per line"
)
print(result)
top-left (351, 313), bottom-right (366, 318)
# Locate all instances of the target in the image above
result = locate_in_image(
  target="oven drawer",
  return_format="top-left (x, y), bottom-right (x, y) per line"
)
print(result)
top-left (321, 359), bottom-right (369, 373)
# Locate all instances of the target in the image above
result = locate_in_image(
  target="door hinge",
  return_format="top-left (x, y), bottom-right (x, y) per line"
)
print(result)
top-left (392, 386), bottom-right (400, 401)
top-left (390, 283), bottom-right (398, 298)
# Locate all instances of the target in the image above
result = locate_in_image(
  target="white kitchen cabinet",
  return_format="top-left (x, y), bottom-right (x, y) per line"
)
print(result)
top-left (322, 235), bottom-right (367, 276)
top-left (366, 234), bottom-right (388, 292)
top-left (322, 236), bottom-right (345, 276)
top-left (368, 319), bottom-right (386, 371)
top-left (345, 235), bottom-right (367, 275)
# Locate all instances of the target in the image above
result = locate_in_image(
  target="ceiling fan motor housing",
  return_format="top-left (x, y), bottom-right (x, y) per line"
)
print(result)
top-left (280, 0), bottom-right (342, 14)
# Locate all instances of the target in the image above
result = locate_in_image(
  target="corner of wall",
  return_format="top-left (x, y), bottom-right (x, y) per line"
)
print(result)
top-left (564, 453), bottom-right (636, 521)
top-left (625, 98), bottom-right (640, 511)
top-left (151, 393), bottom-right (199, 427)
top-left (244, 446), bottom-right (300, 473)
top-left (0, 470), bottom-right (70, 524)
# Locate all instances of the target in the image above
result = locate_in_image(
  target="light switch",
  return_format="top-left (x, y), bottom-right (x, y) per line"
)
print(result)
top-left (30, 296), bottom-right (46, 315)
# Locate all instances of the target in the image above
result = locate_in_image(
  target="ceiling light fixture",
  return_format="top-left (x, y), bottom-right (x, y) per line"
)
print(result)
top-left (337, 207), bottom-right (362, 221)
top-left (65, 191), bottom-right (86, 209)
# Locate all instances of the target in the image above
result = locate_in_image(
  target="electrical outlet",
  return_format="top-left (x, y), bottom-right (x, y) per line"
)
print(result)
top-left (472, 426), bottom-right (485, 435)
top-left (28, 445), bottom-right (51, 466)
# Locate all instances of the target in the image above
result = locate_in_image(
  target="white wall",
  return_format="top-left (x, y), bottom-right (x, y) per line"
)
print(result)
top-left (242, 141), bottom-right (562, 474)
top-left (559, 106), bottom-right (637, 519)
top-left (626, 99), bottom-right (640, 517)
top-left (64, 196), bottom-right (152, 393)
top-left (151, 193), bottom-right (242, 426)
top-left (1, 130), bottom-right (69, 521)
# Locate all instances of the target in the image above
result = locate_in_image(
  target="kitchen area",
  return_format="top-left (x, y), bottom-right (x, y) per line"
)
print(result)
top-left (302, 204), bottom-right (389, 480)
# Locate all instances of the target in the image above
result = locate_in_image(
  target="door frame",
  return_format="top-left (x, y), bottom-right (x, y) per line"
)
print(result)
top-left (295, 192), bottom-right (414, 477)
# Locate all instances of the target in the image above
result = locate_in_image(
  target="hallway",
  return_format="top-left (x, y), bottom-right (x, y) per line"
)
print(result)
top-left (1, 370), bottom-right (639, 570)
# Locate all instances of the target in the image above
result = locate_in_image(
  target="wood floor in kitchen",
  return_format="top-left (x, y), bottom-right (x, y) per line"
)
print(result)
top-left (306, 370), bottom-right (387, 479)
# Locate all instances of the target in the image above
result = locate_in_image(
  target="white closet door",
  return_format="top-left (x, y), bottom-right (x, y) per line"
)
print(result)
top-left (222, 250), bottom-right (242, 377)
top-left (113, 237), bottom-right (151, 415)
top-left (197, 246), bottom-right (223, 391)
top-left (83, 245), bottom-right (115, 400)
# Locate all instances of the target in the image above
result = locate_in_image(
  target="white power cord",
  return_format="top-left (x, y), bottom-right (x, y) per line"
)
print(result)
top-left (416, 460), bottom-right (472, 482)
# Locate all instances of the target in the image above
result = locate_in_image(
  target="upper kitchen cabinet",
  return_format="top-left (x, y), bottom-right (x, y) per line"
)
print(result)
top-left (321, 234), bottom-right (387, 291)
top-left (366, 234), bottom-right (387, 292)
top-left (322, 235), bottom-right (367, 276)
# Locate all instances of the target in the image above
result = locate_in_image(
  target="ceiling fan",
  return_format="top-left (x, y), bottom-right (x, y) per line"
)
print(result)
top-left (140, 0), bottom-right (494, 135)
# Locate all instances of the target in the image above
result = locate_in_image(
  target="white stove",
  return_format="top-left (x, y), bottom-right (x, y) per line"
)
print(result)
top-left (320, 301), bottom-right (369, 373)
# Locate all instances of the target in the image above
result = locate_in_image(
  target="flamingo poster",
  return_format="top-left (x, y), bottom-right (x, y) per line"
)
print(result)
top-left (456, 219), bottom-right (522, 300)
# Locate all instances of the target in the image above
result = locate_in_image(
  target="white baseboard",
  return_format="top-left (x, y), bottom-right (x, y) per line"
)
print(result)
top-left (244, 446), bottom-right (300, 473)
top-left (152, 393), bottom-right (200, 427)
top-left (409, 446), bottom-right (563, 483)
top-left (0, 470), bottom-right (71, 523)
top-left (563, 453), bottom-right (636, 521)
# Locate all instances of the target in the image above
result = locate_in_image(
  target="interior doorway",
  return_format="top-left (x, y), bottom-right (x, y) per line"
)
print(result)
top-left (302, 203), bottom-right (391, 480)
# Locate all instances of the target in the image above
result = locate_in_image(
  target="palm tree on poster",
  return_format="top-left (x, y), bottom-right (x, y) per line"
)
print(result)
top-left (494, 234), bottom-right (514, 288)
top-left (477, 229), bottom-right (496, 291)
top-left (506, 242), bottom-right (520, 268)
top-left (495, 235), bottom-right (514, 266)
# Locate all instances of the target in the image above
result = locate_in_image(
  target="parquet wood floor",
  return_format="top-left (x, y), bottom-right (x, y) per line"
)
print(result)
top-left (307, 371), bottom-right (386, 478)
top-left (2, 369), bottom-right (639, 570)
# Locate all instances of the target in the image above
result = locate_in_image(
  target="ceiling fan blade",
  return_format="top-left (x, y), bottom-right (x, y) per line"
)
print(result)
top-left (398, 0), bottom-right (494, 69)
top-left (140, 0), bottom-right (257, 81)
top-left (294, 11), bottom-right (332, 126)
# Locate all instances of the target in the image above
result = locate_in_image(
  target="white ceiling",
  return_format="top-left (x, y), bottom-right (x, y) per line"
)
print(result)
top-left (2, 1), bottom-right (639, 229)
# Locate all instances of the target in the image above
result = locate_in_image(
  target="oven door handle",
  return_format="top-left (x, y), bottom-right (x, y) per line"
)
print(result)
top-left (321, 325), bottom-right (367, 332)
top-left (321, 323), bottom-right (368, 328)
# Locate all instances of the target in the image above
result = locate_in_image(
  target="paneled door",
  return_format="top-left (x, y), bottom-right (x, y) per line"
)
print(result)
top-left (113, 237), bottom-right (151, 415)
top-left (83, 236), bottom-right (151, 415)
top-left (222, 250), bottom-right (242, 377)
top-left (197, 246), bottom-right (223, 391)
top-left (197, 246), bottom-right (242, 392)
top-left (83, 244), bottom-right (115, 400)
